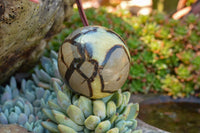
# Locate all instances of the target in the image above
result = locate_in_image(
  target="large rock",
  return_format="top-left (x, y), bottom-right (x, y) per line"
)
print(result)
top-left (0, 0), bottom-right (75, 84)
top-left (137, 119), bottom-right (169, 133)
top-left (0, 124), bottom-right (30, 133)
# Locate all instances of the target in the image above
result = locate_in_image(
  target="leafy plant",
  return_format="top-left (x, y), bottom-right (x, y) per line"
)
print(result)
top-left (41, 7), bottom-right (200, 99)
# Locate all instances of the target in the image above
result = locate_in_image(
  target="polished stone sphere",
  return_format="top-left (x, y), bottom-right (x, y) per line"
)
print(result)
top-left (58, 26), bottom-right (130, 99)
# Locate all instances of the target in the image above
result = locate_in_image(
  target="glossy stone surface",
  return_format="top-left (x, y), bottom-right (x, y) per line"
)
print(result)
top-left (58, 26), bottom-right (130, 99)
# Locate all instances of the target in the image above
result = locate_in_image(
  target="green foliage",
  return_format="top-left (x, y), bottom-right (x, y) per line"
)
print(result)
top-left (47, 8), bottom-right (200, 98)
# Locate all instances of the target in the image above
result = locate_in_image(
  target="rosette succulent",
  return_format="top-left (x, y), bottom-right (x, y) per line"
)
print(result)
top-left (42, 84), bottom-right (140, 133)
top-left (0, 77), bottom-right (49, 133)
top-left (0, 51), bottom-right (59, 132)
top-left (0, 50), bottom-right (141, 133)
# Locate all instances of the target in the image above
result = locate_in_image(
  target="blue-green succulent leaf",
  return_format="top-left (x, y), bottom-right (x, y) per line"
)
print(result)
top-left (0, 112), bottom-right (8, 124)
top-left (8, 112), bottom-right (18, 124)
top-left (18, 113), bottom-right (28, 125)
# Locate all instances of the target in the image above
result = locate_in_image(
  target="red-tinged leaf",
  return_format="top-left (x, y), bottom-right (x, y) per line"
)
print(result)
top-left (29, 0), bottom-right (39, 4)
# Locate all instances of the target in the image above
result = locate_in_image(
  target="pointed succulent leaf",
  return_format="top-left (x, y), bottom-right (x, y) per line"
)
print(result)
top-left (10, 77), bottom-right (17, 90)
top-left (38, 82), bottom-right (50, 89)
top-left (15, 98), bottom-right (25, 109)
top-left (66, 105), bottom-right (85, 125)
top-left (126, 103), bottom-right (139, 120)
top-left (41, 57), bottom-right (54, 77)
top-left (116, 103), bottom-right (132, 122)
top-left (0, 112), bottom-right (8, 124)
top-left (33, 124), bottom-right (44, 133)
top-left (115, 120), bottom-right (126, 132)
top-left (72, 94), bottom-right (79, 105)
top-left (52, 58), bottom-right (61, 78)
top-left (42, 121), bottom-right (59, 133)
top-left (84, 128), bottom-right (91, 133)
top-left (32, 74), bottom-right (40, 85)
top-left (61, 85), bottom-right (72, 99)
top-left (42, 109), bottom-right (57, 122)
top-left (35, 68), bottom-right (42, 81)
top-left (3, 109), bottom-right (9, 117)
top-left (130, 119), bottom-right (137, 130)
top-left (57, 90), bottom-right (71, 110)
top-left (41, 98), bottom-right (47, 108)
top-left (33, 99), bottom-right (41, 107)
top-left (102, 94), bottom-right (113, 103)
top-left (95, 120), bottom-right (111, 133)
top-left (84, 115), bottom-right (101, 130)
top-left (50, 50), bottom-right (58, 59)
top-left (25, 91), bottom-right (36, 103)
top-left (2, 100), bottom-right (13, 111)
top-left (122, 92), bottom-right (131, 105)
top-left (1, 92), bottom-right (12, 103)
top-left (14, 106), bottom-right (22, 114)
top-left (106, 128), bottom-right (119, 133)
top-left (106, 101), bottom-right (116, 118)
top-left (8, 112), bottom-right (18, 124)
top-left (109, 113), bottom-right (118, 124)
top-left (116, 94), bottom-right (126, 114)
top-left (107, 91), bottom-right (123, 107)
top-left (5, 85), bottom-right (12, 94)
top-left (37, 111), bottom-right (46, 120)
top-left (28, 114), bottom-right (36, 123)
top-left (78, 96), bottom-right (92, 118)
top-left (93, 100), bottom-right (106, 120)
top-left (43, 90), bottom-right (51, 101)
top-left (51, 78), bottom-right (63, 86)
top-left (48, 101), bottom-right (64, 112)
top-left (52, 110), bottom-right (83, 131)
top-left (18, 113), bottom-right (28, 125)
top-left (125, 120), bottom-right (134, 127)
top-left (39, 70), bottom-right (52, 83)
top-left (28, 101), bottom-right (34, 114)
top-left (12, 88), bottom-right (19, 98)
top-left (21, 79), bottom-right (26, 93)
top-left (124, 129), bottom-right (132, 133)
top-left (35, 87), bottom-right (45, 99)
top-left (58, 124), bottom-right (77, 133)
top-left (24, 122), bottom-right (34, 131)
top-left (53, 81), bottom-right (62, 94)
top-left (24, 103), bottom-right (31, 116)
top-left (25, 80), bottom-right (35, 91)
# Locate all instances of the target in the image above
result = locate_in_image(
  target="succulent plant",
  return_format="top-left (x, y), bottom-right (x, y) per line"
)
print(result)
top-left (0, 51), bottom-right (59, 132)
top-left (0, 49), bottom-right (141, 133)
top-left (0, 77), bottom-right (48, 133)
top-left (42, 83), bottom-right (141, 133)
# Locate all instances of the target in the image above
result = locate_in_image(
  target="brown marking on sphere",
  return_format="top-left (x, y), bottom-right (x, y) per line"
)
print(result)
top-left (58, 48), bottom-right (68, 79)
top-left (101, 45), bottom-right (130, 93)
top-left (69, 70), bottom-right (91, 97)
top-left (88, 59), bottom-right (98, 81)
top-left (66, 31), bottom-right (82, 41)
top-left (106, 29), bottom-right (130, 61)
top-left (80, 61), bottom-right (95, 78)
top-left (83, 28), bottom-right (97, 35)
top-left (62, 42), bottom-right (77, 67)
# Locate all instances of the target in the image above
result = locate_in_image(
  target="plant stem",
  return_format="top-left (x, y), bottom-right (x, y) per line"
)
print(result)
top-left (76, 0), bottom-right (89, 26)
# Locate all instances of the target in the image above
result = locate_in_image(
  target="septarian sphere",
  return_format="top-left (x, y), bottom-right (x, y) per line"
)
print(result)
top-left (58, 26), bottom-right (130, 99)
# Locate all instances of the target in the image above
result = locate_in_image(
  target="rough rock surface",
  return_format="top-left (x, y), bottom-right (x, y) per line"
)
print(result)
top-left (0, 124), bottom-right (30, 133)
top-left (137, 119), bottom-right (169, 133)
top-left (0, 0), bottom-right (75, 84)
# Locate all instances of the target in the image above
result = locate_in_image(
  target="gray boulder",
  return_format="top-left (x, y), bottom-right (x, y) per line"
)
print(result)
top-left (0, 0), bottom-right (75, 84)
